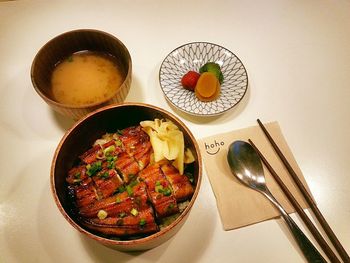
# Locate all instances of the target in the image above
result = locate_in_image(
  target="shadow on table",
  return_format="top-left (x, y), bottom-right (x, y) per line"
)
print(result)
top-left (51, 111), bottom-right (76, 130)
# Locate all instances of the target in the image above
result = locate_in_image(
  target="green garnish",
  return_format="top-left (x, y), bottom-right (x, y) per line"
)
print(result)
top-left (130, 208), bottom-right (138, 216)
top-left (116, 197), bottom-right (122, 204)
top-left (155, 184), bottom-right (163, 193)
top-left (86, 161), bottom-right (102, 177)
top-left (119, 212), bottom-right (126, 218)
top-left (163, 188), bottom-right (172, 196)
top-left (155, 183), bottom-right (172, 196)
top-left (107, 162), bottom-right (115, 169)
top-left (103, 145), bottom-right (116, 156)
top-left (106, 156), bottom-right (117, 162)
top-left (73, 172), bottom-right (82, 183)
top-left (139, 218), bottom-right (146, 227)
top-left (99, 172), bottom-right (109, 179)
top-left (106, 156), bottom-right (117, 169)
top-left (117, 185), bottom-right (125, 193)
top-left (115, 140), bottom-right (122, 147)
top-left (126, 185), bottom-right (134, 196)
top-left (97, 210), bottom-right (108, 219)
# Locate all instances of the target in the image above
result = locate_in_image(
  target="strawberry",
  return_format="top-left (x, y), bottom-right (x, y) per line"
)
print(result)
top-left (181, 71), bottom-right (200, 91)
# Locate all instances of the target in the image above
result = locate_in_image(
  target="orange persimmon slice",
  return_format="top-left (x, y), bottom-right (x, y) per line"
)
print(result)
top-left (195, 72), bottom-right (220, 101)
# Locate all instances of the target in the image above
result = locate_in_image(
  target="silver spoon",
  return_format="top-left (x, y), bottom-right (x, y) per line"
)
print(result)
top-left (227, 140), bottom-right (326, 263)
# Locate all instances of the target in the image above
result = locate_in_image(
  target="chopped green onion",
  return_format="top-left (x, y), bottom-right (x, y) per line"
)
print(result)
top-left (97, 210), bottom-right (108, 219)
top-left (155, 182), bottom-right (172, 196)
top-left (86, 161), bottom-right (102, 177)
top-left (163, 188), bottom-right (172, 196)
top-left (119, 212), bottom-right (126, 218)
top-left (115, 140), bottom-right (122, 147)
top-left (107, 162), bottom-right (114, 169)
top-left (155, 184), bottom-right (164, 193)
top-left (117, 185), bottom-right (125, 193)
top-left (103, 145), bottom-right (116, 156)
top-left (106, 156), bottom-right (117, 169)
top-left (139, 218), bottom-right (146, 226)
top-left (167, 203), bottom-right (174, 210)
top-left (126, 185), bottom-right (134, 196)
top-left (106, 156), bottom-right (117, 162)
top-left (74, 172), bottom-right (81, 179)
top-left (99, 172), bottom-right (109, 179)
top-left (130, 208), bottom-right (138, 216)
top-left (116, 197), bottom-right (122, 204)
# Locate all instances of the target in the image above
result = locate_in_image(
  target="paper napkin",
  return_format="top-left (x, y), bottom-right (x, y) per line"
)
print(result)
top-left (198, 122), bottom-right (313, 230)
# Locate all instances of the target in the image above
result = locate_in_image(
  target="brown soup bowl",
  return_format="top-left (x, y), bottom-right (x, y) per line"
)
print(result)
top-left (51, 103), bottom-right (202, 251)
top-left (31, 29), bottom-right (132, 120)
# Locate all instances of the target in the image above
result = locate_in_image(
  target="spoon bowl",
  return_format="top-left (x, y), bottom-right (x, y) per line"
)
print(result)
top-left (227, 140), bottom-right (267, 192)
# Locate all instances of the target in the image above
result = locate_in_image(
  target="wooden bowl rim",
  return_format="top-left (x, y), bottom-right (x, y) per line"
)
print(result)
top-left (50, 102), bottom-right (202, 247)
top-left (30, 29), bottom-right (132, 109)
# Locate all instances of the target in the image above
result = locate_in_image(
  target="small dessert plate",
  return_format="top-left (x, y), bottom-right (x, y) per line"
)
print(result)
top-left (159, 42), bottom-right (248, 116)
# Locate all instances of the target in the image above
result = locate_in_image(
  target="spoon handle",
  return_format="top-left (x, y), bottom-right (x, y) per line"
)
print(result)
top-left (262, 191), bottom-right (327, 263)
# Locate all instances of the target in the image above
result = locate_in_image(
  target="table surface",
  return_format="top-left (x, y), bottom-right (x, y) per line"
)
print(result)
top-left (1, 0), bottom-right (349, 262)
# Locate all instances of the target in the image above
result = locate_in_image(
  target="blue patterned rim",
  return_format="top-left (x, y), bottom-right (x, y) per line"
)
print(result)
top-left (159, 42), bottom-right (248, 116)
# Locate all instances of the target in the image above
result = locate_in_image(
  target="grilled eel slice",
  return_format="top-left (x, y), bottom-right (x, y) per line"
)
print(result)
top-left (139, 163), bottom-right (179, 218)
top-left (79, 181), bottom-right (158, 236)
top-left (160, 163), bottom-right (194, 202)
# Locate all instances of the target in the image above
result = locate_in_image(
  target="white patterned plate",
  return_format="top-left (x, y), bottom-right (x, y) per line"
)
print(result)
top-left (159, 42), bottom-right (248, 116)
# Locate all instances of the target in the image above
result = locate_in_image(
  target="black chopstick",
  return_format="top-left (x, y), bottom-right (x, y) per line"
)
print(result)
top-left (257, 119), bottom-right (350, 263)
top-left (248, 138), bottom-right (340, 263)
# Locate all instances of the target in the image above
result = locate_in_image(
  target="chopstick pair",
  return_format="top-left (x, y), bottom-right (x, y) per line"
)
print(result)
top-left (248, 119), bottom-right (349, 263)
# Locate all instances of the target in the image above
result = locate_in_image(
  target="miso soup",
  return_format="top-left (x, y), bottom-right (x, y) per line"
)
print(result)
top-left (51, 51), bottom-right (124, 106)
